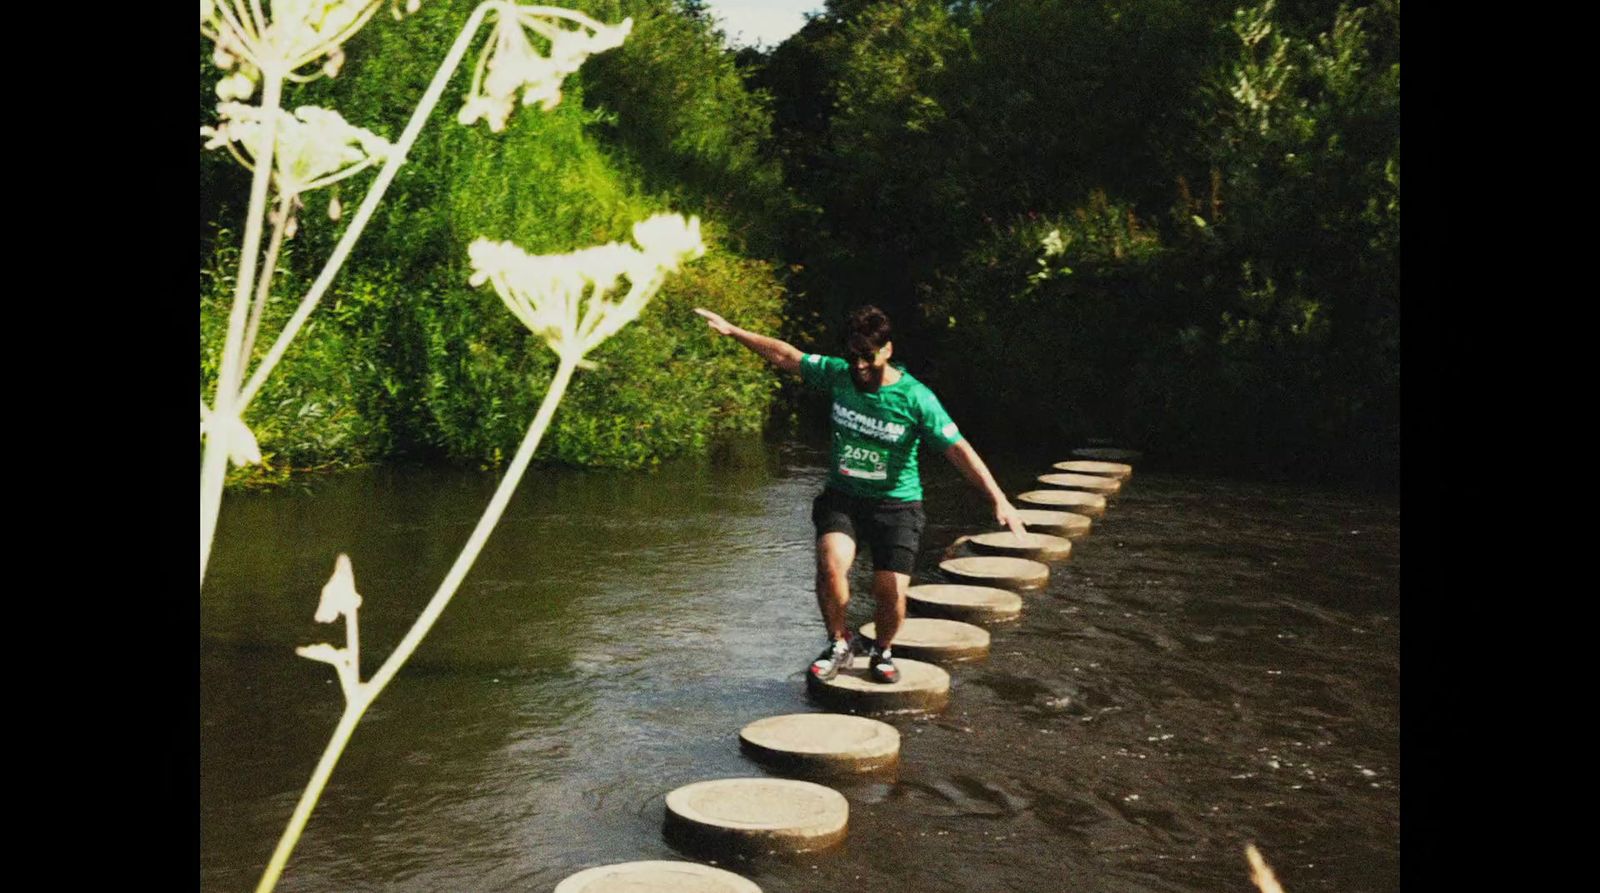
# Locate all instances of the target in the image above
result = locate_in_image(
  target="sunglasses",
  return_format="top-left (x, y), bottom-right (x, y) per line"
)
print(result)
top-left (848, 345), bottom-right (888, 364)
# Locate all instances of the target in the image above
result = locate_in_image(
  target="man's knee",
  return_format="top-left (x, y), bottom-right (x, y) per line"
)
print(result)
top-left (871, 571), bottom-right (908, 601)
top-left (817, 534), bottom-right (855, 581)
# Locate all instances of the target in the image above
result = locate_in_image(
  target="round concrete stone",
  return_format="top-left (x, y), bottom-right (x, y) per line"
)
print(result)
top-left (555, 861), bottom-right (762, 893)
top-left (1072, 447), bottom-right (1142, 462)
top-left (1017, 489), bottom-right (1107, 517)
top-left (1052, 459), bottom-right (1133, 480)
top-left (907, 583), bottom-right (1023, 624)
top-left (664, 778), bottom-right (848, 856)
top-left (739, 713), bottom-right (900, 775)
top-left (1036, 472), bottom-right (1122, 495)
top-left (968, 530), bottom-right (1074, 562)
top-left (939, 555), bottom-right (1050, 590)
top-left (806, 655), bottom-right (950, 715)
top-left (860, 617), bottom-right (990, 663)
top-left (1015, 509), bottom-right (1093, 539)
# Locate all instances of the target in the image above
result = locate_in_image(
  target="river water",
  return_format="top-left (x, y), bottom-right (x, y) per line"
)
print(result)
top-left (199, 437), bottom-right (1399, 892)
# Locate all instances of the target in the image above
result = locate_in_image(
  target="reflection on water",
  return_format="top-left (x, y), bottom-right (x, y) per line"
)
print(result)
top-left (200, 436), bottom-right (1398, 893)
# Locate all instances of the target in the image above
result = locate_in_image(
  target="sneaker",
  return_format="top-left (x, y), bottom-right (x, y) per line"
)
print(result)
top-left (809, 637), bottom-right (853, 682)
top-left (869, 647), bottom-right (899, 684)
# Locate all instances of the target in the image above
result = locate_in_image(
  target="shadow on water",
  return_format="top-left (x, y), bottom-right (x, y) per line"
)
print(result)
top-left (200, 436), bottom-right (1397, 893)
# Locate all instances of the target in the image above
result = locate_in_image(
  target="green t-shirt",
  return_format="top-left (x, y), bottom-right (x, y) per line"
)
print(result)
top-left (799, 353), bottom-right (964, 501)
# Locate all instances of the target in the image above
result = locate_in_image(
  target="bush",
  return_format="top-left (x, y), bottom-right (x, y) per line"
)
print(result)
top-left (199, 238), bottom-right (396, 485)
top-left (918, 198), bottom-right (1165, 447)
top-left (199, 0), bottom-right (790, 481)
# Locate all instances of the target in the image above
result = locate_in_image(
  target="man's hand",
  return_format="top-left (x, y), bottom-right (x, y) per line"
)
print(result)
top-left (694, 307), bottom-right (735, 335)
top-left (995, 498), bottom-right (1028, 541)
top-left (944, 440), bottom-right (1029, 541)
top-left (694, 307), bottom-right (803, 371)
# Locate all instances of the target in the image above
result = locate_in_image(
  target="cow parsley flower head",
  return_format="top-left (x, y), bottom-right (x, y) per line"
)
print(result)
top-left (632, 214), bottom-right (704, 271)
top-left (458, 4), bottom-right (632, 131)
top-left (200, 1), bottom-right (423, 91)
top-left (315, 554), bottom-right (363, 623)
top-left (199, 406), bottom-right (263, 467)
top-left (201, 103), bottom-right (392, 196)
top-left (296, 553), bottom-right (367, 695)
top-left (467, 214), bottom-right (704, 361)
top-left (269, 1), bottom-right (372, 66)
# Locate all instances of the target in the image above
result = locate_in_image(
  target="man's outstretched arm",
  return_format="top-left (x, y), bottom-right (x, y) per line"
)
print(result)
top-left (695, 308), bottom-right (804, 373)
top-left (945, 439), bottom-right (1028, 539)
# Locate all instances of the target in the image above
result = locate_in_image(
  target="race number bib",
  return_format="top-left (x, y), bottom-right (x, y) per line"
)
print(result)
top-left (837, 441), bottom-right (888, 480)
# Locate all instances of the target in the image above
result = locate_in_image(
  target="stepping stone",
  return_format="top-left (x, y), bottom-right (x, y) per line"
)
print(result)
top-left (1052, 459), bottom-right (1133, 480)
top-left (939, 555), bottom-right (1050, 590)
top-left (1017, 489), bottom-right (1107, 518)
top-left (907, 583), bottom-right (1023, 624)
top-left (664, 777), bottom-right (848, 856)
top-left (739, 713), bottom-right (900, 775)
top-left (860, 617), bottom-right (990, 663)
top-left (806, 655), bottom-right (950, 715)
top-left (1015, 509), bottom-right (1093, 539)
top-left (1036, 472), bottom-right (1122, 495)
top-left (1072, 447), bottom-right (1141, 462)
top-left (555, 861), bottom-right (762, 893)
top-left (967, 530), bottom-right (1073, 562)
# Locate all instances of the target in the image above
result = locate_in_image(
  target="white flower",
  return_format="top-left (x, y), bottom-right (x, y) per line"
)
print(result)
top-left (268, 1), bottom-right (376, 72)
top-left (456, 94), bottom-right (514, 133)
top-left (200, 103), bottom-right (392, 196)
top-left (322, 46), bottom-right (346, 78)
top-left (632, 214), bottom-right (705, 271)
top-left (459, 5), bottom-right (632, 129)
top-left (467, 213), bottom-right (704, 360)
top-left (215, 70), bottom-right (257, 101)
top-left (201, 0), bottom-right (395, 84)
top-left (199, 408), bottom-right (263, 467)
top-left (1041, 229), bottom-right (1066, 257)
top-left (314, 554), bottom-right (362, 623)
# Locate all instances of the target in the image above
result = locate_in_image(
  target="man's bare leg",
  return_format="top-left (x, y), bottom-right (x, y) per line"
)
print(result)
top-left (816, 532), bottom-right (856, 641)
top-left (870, 570), bottom-right (910, 649)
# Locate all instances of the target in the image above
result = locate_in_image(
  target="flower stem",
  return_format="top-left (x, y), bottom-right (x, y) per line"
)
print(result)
top-left (240, 190), bottom-right (296, 374)
top-left (235, 1), bottom-right (497, 415)
top-left (365, 352), bottom-right (578, 696)
top-left (252, 352), bottom-right (580, 893)
top-left (253, 697), bottom-right (369, 893)
top-left (201, 71), bottom-right (284, 588)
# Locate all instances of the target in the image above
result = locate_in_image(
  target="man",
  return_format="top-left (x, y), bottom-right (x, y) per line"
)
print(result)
top-left (695, 304), bottom-right (1026, 684)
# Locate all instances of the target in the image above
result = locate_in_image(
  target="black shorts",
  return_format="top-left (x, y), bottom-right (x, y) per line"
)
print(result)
top-left (811, 487), bottom-right (925, 575)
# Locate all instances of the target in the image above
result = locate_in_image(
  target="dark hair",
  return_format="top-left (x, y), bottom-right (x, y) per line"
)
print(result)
top-left (845, 305), bottom-right (892, 356)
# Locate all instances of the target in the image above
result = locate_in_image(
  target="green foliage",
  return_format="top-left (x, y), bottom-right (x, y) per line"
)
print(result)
top-left (919, 198), bottom-right (1168, 446)
top-left (577, 0), bottom-right (799, 256)
top-left (200, 1), bottom-right (789, 481)
top-left (1181, 0), bottom-right (1400, 477)
top-left (758, 0), bottom-right (1400, 483)
top-left (547, 250), bottom-right (785, 466)
top-left (200, 237), bottom-right (397, 486)
top-left (198, 0), bottom-right (1402, 486)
